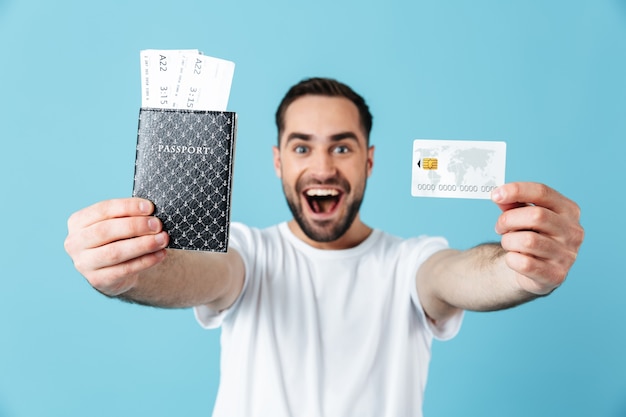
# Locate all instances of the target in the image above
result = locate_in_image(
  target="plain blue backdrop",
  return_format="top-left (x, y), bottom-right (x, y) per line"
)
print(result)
top-left (1, 0), bottom-right (625, 416)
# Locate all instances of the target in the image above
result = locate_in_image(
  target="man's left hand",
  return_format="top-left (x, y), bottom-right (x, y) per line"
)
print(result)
top-left (491, 182), bottom-right (585, 295)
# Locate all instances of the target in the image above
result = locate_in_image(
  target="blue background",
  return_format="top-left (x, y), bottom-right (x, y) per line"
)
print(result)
top-left (1, 0), bottom-right (625, 416)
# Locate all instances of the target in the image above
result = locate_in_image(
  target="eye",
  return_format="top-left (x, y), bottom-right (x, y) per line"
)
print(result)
top-left (293, 145), bottom-right (309, 154)
top-left (333, 145), bottom-right (350, 154)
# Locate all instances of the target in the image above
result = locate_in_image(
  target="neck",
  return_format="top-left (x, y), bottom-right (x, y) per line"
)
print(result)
top-left (287, 216), bottom-right (373, 250)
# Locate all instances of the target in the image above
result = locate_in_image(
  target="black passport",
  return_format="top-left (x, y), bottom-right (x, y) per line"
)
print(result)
top-left (132, 108), bottom-right (237, 252)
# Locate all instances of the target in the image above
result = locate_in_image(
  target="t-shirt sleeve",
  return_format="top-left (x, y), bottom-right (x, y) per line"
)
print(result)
top-left (406, 236), bottom-right (464, 341)
top-left (193, 222), bottom-right (252, 329)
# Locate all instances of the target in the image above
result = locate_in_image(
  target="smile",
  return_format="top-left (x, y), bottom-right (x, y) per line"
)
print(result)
top-left (304, 188), bottom-right (343, 214)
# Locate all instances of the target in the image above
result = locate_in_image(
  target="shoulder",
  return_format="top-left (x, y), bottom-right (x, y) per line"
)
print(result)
top-left (229, 222), bottom-right (284, 253)
top-left (230, 221), bottom-right (283, 237)
top-left (365, 230), bottom-right (450, 278)
top-left (373, 229), bottom-right (449, 257)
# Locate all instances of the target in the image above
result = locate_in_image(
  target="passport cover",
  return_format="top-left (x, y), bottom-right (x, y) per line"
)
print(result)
top-left (133, 108), bottom-right (237, 252)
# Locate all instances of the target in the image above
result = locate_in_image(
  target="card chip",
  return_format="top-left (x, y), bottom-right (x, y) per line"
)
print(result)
top-left (422, 158), bottom-right (438, 170)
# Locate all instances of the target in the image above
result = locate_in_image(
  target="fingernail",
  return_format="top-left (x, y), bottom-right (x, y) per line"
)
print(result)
top-left (154, 232), bottom-right (166, 245)
top-left (148, 218), bottom-right (160, 231)
top-left (491, 187), bottom-right (503, 202)
top-left (139, 200), bottom-right (152, 214)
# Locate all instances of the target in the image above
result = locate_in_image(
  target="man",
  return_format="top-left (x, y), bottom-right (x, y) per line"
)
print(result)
top-left (64, 78), bottom-right (584, 416)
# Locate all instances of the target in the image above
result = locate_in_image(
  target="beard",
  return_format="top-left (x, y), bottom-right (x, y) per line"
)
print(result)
top-left (282, 173), bottom-right (366, 243)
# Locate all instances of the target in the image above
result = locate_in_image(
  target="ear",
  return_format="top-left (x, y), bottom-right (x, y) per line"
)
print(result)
top-left (272, 146), bottom-right (282, 178)
top-left (366, 145), bottom-right (375, 177)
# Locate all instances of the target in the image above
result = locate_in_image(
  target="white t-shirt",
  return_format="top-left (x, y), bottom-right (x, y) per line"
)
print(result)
top-left (195, 222), bottom-right (463, 417)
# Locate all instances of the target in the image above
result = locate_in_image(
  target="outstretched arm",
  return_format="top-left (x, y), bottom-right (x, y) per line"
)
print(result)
top-left (64, 198), bottom-right (245, 310)
top-left (416, 182), bottom-right (584, 324)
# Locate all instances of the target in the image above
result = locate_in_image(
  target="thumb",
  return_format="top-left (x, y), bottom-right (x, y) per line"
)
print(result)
top-left (491, 186), bottom-right (527, 212)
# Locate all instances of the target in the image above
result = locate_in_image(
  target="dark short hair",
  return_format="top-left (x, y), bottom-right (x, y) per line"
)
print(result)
top-left (275, 77), bottom-right (373, 144)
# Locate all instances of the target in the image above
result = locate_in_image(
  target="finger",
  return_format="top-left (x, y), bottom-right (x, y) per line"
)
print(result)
top-left (501, 230), bottom-right (558, 261)
top-left (67, 198), bottom-right (154, 231)
top-left (500, 230), bottom-right (577, 295)
top-left (493, 201), bottom-right (527, 212)
top-left (491, 182), bottom-right (581, 218)
top-left (504, 251), bottom-right (568, 294)
top-left (496, 204), bottom-right (585, 255)
top-left (86, 250), bottom-right (168, 296)
top-left (495, 205), bottom-right (565, 237)
top-left (74, 232), bottom-right (169, 273)
top-left (79, 216), bottom-right (164, 249)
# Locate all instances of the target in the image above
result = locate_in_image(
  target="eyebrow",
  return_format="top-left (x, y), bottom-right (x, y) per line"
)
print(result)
top-left (285, 131), bottom-right (360, 143)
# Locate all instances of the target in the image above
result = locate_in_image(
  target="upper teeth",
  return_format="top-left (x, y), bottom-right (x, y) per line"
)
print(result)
top-left (306, 189), bottom-right (339, 197)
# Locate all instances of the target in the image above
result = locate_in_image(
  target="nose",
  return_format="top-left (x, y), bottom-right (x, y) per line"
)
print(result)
top-left (309, 150), bottom-right (337, 180)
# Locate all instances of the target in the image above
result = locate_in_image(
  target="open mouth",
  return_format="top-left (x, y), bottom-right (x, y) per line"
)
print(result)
top-left (304, 188), bottom-right (342, 214)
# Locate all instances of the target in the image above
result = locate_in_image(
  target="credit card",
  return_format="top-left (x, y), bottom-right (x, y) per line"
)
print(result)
top-left (411, 139), bottom-right (506, 199)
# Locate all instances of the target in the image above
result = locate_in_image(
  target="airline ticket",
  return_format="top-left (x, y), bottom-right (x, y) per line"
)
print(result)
top-left (139, 49), bottom-right (235, 111)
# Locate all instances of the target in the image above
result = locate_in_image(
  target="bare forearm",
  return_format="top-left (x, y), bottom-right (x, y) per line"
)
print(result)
top-left (417, 182), bottom-right (583, 324)
top-left (444, 243), bottom-right (538, 310)
top-left (417, 244), bottom-right (538, 323)
top-left (118, 248), bottom-right (244, 309)
top-left (65, 198), bottom-right (245, 311)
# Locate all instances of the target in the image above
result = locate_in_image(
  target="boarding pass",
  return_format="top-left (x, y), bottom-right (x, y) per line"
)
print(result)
top-left (139, 49), bottom-right (235, 111)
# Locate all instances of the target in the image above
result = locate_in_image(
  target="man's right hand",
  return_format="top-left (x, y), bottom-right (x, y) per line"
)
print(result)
top-left (64, 198), bottom-right (169, 297)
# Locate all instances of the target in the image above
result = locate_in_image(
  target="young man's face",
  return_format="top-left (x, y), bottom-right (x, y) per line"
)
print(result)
top-left (273, 95), bottom-right (374, 245)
